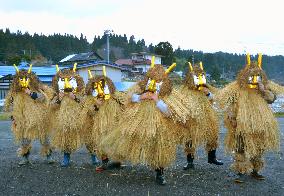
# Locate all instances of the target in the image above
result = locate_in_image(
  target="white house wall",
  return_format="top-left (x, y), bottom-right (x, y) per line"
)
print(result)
top-left (145, 55), bottom-right (161, 64)
top-left (78, 66), bottom-right (122, 84)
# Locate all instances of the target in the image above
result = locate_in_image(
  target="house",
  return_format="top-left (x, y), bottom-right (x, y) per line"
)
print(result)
top-left (59, 52), bottom-right (104, 64)
top-left (115, 52), bottom-right (163, 74)
top-left (59, 52), bottom-right (122, 84)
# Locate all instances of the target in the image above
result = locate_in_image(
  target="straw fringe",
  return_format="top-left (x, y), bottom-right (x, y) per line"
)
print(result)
top-left (219, 83), bottom-right (280, 158)
top-left (268, 80), bottom-right (284, 95)
top-left (40, 144), bottom-right (52, 156)
top-left (231, 153), bottom-right (253, 174)
top-left (164, 86), bottom-right (219, 151)
top-left (94, 98), bottom-right (121, 149)
top-left (101, 101), bottom-right (177, 168)
top-left (51, 97), bottom-right (83, 153)
top-left (11, 92), bottom-right (50, 143)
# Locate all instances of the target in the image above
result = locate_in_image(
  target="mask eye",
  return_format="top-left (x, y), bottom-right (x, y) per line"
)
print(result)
top-left (69, 77), bottom-right (78, 89)
top-left (202, 74), bottom-right (206, 84)
top-left (146, 79), bottom-right (152, 90)
top-left (248, 76), bottom-right (253, 82)
top-left (57, 78), bottom-right (65, 91)
top-left (193, 75), bottom-right (199, 85)
top-left (92, 89), bottom-right (98, 97)
top-left (104, 84), bottom-right (110, 94)
top-left (257, 75), bottom-right (262, 82)
top-left (156, 81), bottom-right (163, 93)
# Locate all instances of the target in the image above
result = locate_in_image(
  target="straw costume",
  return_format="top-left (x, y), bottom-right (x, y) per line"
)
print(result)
top-left (50, 64), bottom-right (85, 167)
top-left (81, 67), bottom-right (124, 169)
top-left (216, 54), bottom-right (282, 183)
top-left (101, 57), bottom-right (178, 185)
top-left (4, 64), bottom-right (54, 165)
top-left (171, 62), bottom-right (223, 170)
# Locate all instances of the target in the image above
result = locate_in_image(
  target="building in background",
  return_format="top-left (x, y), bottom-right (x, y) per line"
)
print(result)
top-left (116, 52), bottom-right (162, 74)
top-left (59, 52), bottom-right (122, 84)
top-left (0, 51), bottom-right (123, 100)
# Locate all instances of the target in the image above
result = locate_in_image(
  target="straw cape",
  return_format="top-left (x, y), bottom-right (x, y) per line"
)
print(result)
top-left (50, 66), bottom-right (85, 153)
top-left (164, 63), bottom-right (219, 155)
top-left (101, 64), bottom-right (182, 169)
top-left (4, 65), bottom-right (53, 156)
top-left (215, 54), bottom-right (282, 173)
top-left (81, 73), bottom-right (125, 156)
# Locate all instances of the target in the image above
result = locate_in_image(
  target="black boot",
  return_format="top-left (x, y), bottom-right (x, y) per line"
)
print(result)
top-left (251, 170), bottom-right (265, 180)
top-left (183, 153), bottom-right (194, 170)
top-left (155, 168), bottom-right (166, 185)
top-left (208, 150), bottom-right (223, 165)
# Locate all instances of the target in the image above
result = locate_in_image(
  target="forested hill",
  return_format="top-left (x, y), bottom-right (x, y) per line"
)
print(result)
top-left (0, 29), bottom-right (283, 83)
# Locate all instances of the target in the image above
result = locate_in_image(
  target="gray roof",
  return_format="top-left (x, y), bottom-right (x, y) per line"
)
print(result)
top-left (60, 52), bottom-right (103, 63)
top-left (63, 61), bottom-right (122, 70)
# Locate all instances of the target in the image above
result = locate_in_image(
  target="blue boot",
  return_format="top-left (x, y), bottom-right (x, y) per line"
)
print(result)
top-left (91, 154), bottom-right (100, 166)
top-left (61, 152), bottom-right (71, 167)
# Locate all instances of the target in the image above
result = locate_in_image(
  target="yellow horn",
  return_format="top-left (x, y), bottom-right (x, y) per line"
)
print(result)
top-left (28, 64), bottom-right (32, 74)
top-left (88, 70), bottom-right (93, 79)
top-left (151, 56), bottom-right (155, 68)
top-left (73, 63), bottom-right (77, 72)
top-left (56, 64), bottom-right (60, 72)
top-left (258, 53), bottom-right (262, 69)
top-left (103, 66), bottom-right (106, 77)
top-left (199, 62), bottom-right (204, 70)
top-left (165, 63), bottom-right (176, 74)
top-left (13, 64), bottom-right (19, 73)
top-left (246, 53), bottom-right (251, 66)
top-left (188, 62), bottom-right (193, 72)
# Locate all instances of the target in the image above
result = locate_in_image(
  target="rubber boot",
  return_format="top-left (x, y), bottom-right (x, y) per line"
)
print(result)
top-left (155, 168), bottom-right (166, 185)
top-left (91, 154), bottom-right (100, 166)
top-left (208, 149), bottom-right (223, 165)
top-left (18, 151), bottom-right (30, 166)
top-left (61, 152), bottom-right (71, 167)
top-left (251, 170), bottom-right (265, 180)
top-left (183, 153), bottom-right (194, 170)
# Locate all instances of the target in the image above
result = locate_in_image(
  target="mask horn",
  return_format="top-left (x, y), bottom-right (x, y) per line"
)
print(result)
top-left (56, 64), bottom-right (60, 72)
top-left (258, 53), bottom-right (262, 69)
top-left (73, 63), bottom-right (77, 72)
top-left (165, 63), bottom-right (176, 74)
top-left (13, 64), bottom-right (19, 73)
top-left (188, 62), bottom-right (193, 72)
top-left (151, 56), bottom-right (155, 68)
top-left (199, 62), bottom-right (204, 70)
top-left (28, 64), bottom-right (32, 74)
top-left (88, 70), bottom-right (93, 79)
top-left (246, 53), bottom-right (251, 66)
top-left (103, 66), bottom-right (107, 77)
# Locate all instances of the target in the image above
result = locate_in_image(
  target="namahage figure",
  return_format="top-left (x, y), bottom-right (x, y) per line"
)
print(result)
top-left (80, 66), bottom-right (124, 169)
top-left (171, 62), bottom-right (223, 170)
top-left (101, 57), bottom-right (180, 185)
top-left (49, 64), bottom-right (85, 167)
top-left (4, 64), bottom-right (54, 165)
top-left (216, 53), bottom-right (284, 183)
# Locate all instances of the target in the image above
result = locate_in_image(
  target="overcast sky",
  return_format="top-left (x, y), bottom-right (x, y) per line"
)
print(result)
top-left (1, 0), bottom-right (284, 56)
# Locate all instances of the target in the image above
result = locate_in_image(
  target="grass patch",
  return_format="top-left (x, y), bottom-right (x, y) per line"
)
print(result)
top-left (275, 112), bottom-right (284, 117)
top-left (0, 112), bottom-right (11, 121)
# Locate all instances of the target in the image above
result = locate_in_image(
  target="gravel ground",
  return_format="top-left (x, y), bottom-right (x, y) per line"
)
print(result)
top-left (0, 119), bottom-right (283, 196)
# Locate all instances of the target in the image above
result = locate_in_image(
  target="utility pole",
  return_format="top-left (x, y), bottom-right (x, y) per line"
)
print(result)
top-left (104, 29), bottom-right (113, 63)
